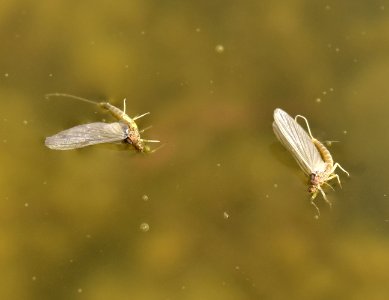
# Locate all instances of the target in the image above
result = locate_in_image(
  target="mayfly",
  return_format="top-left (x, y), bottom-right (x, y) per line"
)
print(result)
top-left (272, 108), bottom-right (349, 215)
top-left (45, 93), bottom-right (160, 152)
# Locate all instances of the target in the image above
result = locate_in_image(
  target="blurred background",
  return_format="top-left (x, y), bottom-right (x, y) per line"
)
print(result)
top-left (0, 0), bottom-right (389, 299)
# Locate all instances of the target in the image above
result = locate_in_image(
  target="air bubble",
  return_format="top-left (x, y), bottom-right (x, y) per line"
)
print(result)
top-left (140, 222), bottom-right (150, 232)
top-left (215, 44), bottom-right (225, 53)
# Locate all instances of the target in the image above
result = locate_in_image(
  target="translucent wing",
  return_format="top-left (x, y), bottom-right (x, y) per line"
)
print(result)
top-left (273, 108), bottom-right (326, 175)
top-left (45, 122), bottom-right (129, 150)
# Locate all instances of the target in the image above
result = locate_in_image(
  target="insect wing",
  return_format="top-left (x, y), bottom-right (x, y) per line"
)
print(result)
top-left (273, 108), bottom-right (326, 175)
top-left (45, 122), bottom-right (129, 150)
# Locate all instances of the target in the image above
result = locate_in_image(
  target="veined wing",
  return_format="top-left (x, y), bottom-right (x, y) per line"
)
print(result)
top-left (45, 122), bottom-right (129, 150)
top-left (273, 108), bottom-right (326, 175)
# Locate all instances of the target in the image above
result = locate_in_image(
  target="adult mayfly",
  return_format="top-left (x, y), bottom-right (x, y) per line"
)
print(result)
top-left (272, 108), bottom-right (349, 215)
top-left (45, 93), bottom-right (160, 153)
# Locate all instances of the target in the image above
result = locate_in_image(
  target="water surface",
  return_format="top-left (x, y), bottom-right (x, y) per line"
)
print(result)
top-left (0, 1), bottom-right (388, 299)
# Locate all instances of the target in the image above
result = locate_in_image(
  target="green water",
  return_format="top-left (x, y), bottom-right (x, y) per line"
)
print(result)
top-left (1, 1), bottom-right (388, 299)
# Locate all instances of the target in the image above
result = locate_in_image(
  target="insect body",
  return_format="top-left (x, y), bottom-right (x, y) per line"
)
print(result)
top-left (45, 93), bottom-right (160, 152)
top-left (273, 108), bottom-right (349, 215)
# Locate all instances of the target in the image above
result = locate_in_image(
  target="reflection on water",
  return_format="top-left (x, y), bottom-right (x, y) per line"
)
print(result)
top-left (0, 1), bottom-right (389, 299)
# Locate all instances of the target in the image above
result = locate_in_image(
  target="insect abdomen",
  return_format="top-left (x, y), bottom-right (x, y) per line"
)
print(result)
top-left (313, 138), bottom-right (333, 167)
top-left (100, 103), bottom-right (124, 119)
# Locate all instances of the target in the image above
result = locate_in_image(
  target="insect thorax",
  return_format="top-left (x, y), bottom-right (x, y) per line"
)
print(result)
top-left (309, 172), bottom-right (319, 185)
top-left (126, 129), bottom-right (145, 152)
top-left (308, 168), bottom-right (329, 190)
top-left (308, 173), bottom-right (320, 194)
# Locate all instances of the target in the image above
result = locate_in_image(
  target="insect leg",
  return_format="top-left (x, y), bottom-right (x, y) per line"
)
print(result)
top-left (123, 98), bottom-right (127, 114)
top-left (325, 173), bottom-right (342, 188)
top-left (141, 139), bottom-right (160, 143)
top-left (310, 193), bottom-right (321, 217)
top-left (147, 143), bottom-right (165, 153)
top-left (323, 181), bottom-right (335, 191)
top-left (318, 185), bottom-right (332, 208)
top-left (139, 125), bottom-right (153, 133)
top-left (295, 114), bottom-right (314, 140)
top-left (331, 163), bottom-right (350, 177)
top-left (133, 112), bottom-right (150, 121)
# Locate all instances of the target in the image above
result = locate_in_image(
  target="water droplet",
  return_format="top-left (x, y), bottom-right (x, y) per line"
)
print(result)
top-left (77, 288), bottom-right (83, 293)
top-left (316, 98), bottom-right (321, 103)
top-left (223, 211), bottom-right (230, 219)
top-left (142, 195), bottom-right (149, 201)
top-left (23, 120), bottom-right (28, 125)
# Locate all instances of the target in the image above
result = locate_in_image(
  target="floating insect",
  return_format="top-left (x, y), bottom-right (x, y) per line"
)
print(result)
top-left (45, 93), bottom-right (160, 152)
top-left (272, 108), bottom-right (349, 215)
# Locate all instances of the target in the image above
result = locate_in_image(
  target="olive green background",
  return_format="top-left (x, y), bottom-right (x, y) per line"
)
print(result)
top-left (0, 1), bottom-right (388, 299)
